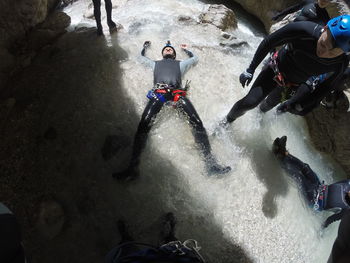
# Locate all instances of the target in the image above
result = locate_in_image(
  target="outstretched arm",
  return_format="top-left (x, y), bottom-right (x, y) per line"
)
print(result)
top-left (323, 209), bottom-right (347, 228)
top-left (179, 44), bottom-right (198, 75)
top-left (139, 41), bottom-right (155, 70)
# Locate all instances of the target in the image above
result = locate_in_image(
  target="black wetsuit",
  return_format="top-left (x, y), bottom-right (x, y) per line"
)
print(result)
top-left (279, 154), bottom-right (350, 228)
top-left (273, 0), bottom-right (330, 26)
top-left (122, 47), bottom-right (228, 176)
top-left (92, 0), bottom-right (116, 34)
top-left (227, 21), bottom-right (349, 122)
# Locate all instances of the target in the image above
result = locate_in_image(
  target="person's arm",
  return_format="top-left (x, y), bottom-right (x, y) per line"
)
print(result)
top-left (240, 21), bottom-right (320, 87)
top-left (272, 1), bottom-right (307, 21)
top-left (139, 41), bottom-right (155, 70)
top-left (323, 209), bottom-right (347, 228)
top-left (179, 44), bottom-right (198, 75)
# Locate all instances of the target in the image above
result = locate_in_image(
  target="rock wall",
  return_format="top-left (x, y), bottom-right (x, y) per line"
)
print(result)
top-left (0, 0), bottom-right (70, 90)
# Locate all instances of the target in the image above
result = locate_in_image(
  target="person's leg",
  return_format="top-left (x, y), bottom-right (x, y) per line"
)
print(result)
top-left (104, 0), bottom-right (116, 28)
top-left (177, 97), bottom-right (231, 175)
top-left (226, 67), bottom-right (277, 123)
top-left (273, 136), bottom-right (321, 204)
top-left (259, 87), bottom-right (282, 112)
top-left (113, 98), bottom-right (164, 180)
top-left (92, 0), bottom-right (103, 35)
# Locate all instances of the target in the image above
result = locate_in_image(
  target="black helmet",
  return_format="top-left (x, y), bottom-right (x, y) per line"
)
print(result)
top-left (161, 40), bottom-right (176, 59)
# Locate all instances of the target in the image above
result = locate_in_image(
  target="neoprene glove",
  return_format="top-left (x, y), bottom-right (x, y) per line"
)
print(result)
top-left (143, 41), bottom-right (151, 48)
top-left (239, 68), bottom-right (254, 87)
top-left (276, 100), bottom-right (291, 114)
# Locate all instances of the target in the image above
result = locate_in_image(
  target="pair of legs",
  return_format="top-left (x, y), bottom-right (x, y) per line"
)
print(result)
top-left (92, 0), bottom-right (116, 35)
top-left (273, 136), bottom-right (321, 205)
top-left (113, 96), bottom-right (230, 180)
top-left (226, 67), bottom-right (280, 123)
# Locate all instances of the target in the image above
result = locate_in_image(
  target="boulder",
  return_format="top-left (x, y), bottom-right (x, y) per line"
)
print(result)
top-left (199, 4), bottom-right (237, 31)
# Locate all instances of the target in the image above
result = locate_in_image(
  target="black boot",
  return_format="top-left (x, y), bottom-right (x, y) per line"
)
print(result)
top-left (97, 24), bottom-right (103, 36)
top-left (107, 20), bottom-right (117, 29)
top-left (272, 136), bottom-right (287, 159)
top-left (206, 156), bottom-right (231, 176)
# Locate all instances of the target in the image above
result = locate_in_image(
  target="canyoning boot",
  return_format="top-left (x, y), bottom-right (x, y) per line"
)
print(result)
top-left (160, 212), bottom-right (177, 243)
top-left (97, 24), bottom-right (103, 36)
top-left (117, 219), bottom-right (134, 242)
top-left (112, 166), bottom-right (139, 181)
top-left (272, 136), bottom-right (287, 159)
top-left (107, 19), bottom-right (117, 29)
top-left (206, 156), bottom-right (231, 176)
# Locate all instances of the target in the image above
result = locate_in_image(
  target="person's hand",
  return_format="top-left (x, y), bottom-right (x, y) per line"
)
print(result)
top-left (239, 69), bottom-right (254, 87)
top-left (180, 44), bottom-right (188, 50)
top-left (143, 41), bottom-right (151, 48)
top-left (276, 101), bottom-right (291, 114)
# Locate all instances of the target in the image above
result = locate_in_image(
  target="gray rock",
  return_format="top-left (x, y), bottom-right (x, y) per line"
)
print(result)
top-left (199, 4), bottom-right (237, 31)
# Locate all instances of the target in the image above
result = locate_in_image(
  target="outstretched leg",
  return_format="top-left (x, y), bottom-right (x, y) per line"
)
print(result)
top-left (92, 0), bottom-right (103, 35)
top-left (177, 97), bottom-right (231, 175)
top-left (272, 136), bottom-right (321, 205)
top-left (104, 0), bottom-right (116, 29)
top-left (226, 67), bottom-right (277, 123)
top-left (113, 98), bottom-right (164, 180)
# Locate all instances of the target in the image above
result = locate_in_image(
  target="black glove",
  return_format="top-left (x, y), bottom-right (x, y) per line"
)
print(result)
top-left (276, 101), bottom-right (291, 114)
top-left (239, 68), bottom-right (254, 87)
top-left (143, 41), bottom-right (151, 48)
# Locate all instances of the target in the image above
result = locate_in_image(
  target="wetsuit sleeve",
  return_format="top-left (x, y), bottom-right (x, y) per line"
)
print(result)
top-left (139, 47), bottom-right (155, 70)
top-left (272, 1), bottom-right (307, 21)
top-left (247, 22), bottom-right (315, 72)
top-left (323, 210), bottom-right (347, 228)
top-left (180, 49), bottom-right (198, 75)
top-left (297, 61), bottom-right (349, 114)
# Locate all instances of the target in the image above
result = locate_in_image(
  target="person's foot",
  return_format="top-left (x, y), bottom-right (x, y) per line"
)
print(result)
top-left (161, 212), bottom-right (177, 243)
top-left (272, 136), bottom-right (287, 159)
top-left (206, 156), bottom-right (231, 176)
top-left (112, 166), bottom-right (139, 181)
top-left (117, 219), bottom-right (133, 242)
top-left (107, 20), bottom-right (117, 29)
top-left (97, 25), bottom-right (103, 36)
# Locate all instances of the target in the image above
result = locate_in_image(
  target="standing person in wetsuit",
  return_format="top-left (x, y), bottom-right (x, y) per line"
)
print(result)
top-left (272, 136), bottom-right (350, 228)
top-left (113, 41), bottom-right (231, 181)
top-left (92, 0), bottom-right (117, 35)
top-left (272, 0), bottom-right (331, 26)
top-left (221, 15), bottom-right (350, 126)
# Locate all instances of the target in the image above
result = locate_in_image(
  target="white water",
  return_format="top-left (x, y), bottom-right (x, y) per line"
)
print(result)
top-left (64, 1), bottom-right (344, 262)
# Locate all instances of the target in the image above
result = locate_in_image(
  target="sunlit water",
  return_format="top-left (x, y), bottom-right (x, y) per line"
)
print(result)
top-left (64, 1), bottom-right (344, 262)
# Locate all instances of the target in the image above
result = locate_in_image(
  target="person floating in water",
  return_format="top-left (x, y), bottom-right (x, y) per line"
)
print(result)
top-left (273, 136), bottom-right (350, 228)
top-left (92, 0), bottom-right (117, 35)
top-left (272, 0), bottom-right (331, 26)
top-left (220, 15), bottom-right (350, 126)
top-left (113, 41), bottom-right (231, 181)
top-left (105, 212), bottom-right (205, 263)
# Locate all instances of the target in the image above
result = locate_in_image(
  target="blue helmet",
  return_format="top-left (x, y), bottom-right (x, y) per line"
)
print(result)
top-left (327, 15), bottom-right (350, 53)
top-left (161, 40), bottom-right (176, 59)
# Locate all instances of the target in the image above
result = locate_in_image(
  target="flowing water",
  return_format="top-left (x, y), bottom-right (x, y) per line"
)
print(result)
top-left (63, 0), bottom-right (345, 262)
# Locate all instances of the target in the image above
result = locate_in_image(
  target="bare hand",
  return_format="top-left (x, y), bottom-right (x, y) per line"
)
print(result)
top-left (180, 44), bottom-right (188, 49)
